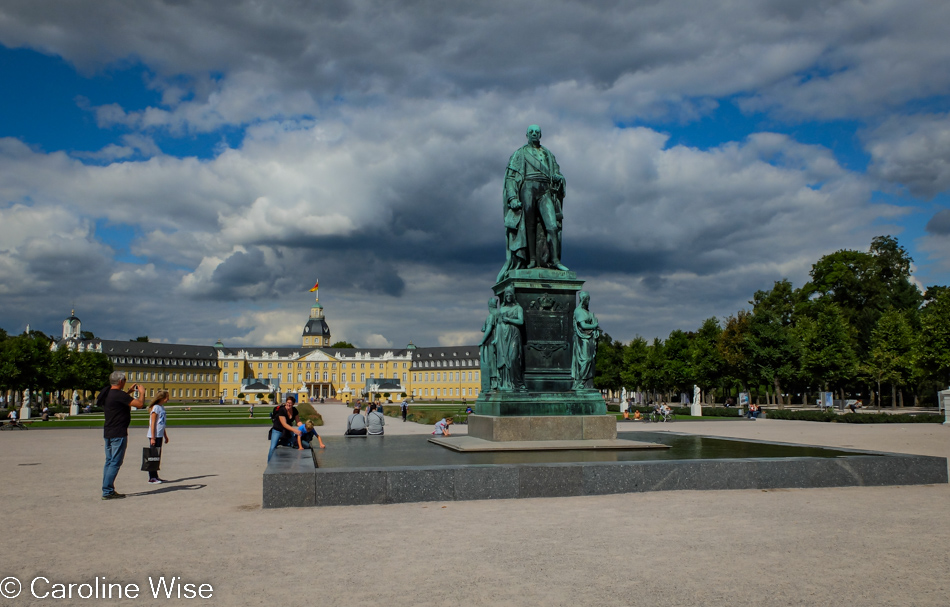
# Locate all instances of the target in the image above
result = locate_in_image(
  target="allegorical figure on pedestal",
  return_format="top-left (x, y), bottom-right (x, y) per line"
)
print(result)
top-left (571, 291), bottom-right (601, 390)
top-left (478, 297), bottom-right (499, 393)
top-left (495, 284), bottom-right (525, 391)
top-left (497, 125), bottom-right (570, 282)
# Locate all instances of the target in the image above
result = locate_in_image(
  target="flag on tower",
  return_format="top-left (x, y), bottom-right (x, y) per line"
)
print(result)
top-left (309, 280), bottom-right (319, 292)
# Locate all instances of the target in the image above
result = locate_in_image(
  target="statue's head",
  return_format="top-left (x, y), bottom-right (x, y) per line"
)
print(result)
top-left (488, 297), bottom-right (498, 309)
top-left (526, 125), bottom-right (542, 144)
top-left (503, 284), bottom-right (516, 303)
top-left (578, 291), bottom-right (590, 307)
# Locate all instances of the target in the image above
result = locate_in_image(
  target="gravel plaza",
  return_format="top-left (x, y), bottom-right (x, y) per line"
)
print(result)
top-left (1, 404), bottom-right (948, 606)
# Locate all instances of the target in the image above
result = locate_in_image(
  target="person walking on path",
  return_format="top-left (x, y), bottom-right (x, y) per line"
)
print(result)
top-left (268, 395), bottom-right (302, 462)
top-left (146, 390), bottom-right (170, 484)
top-left (345, 406), bottom-right (368, 435)
top-left (367, 404), bottom-right (386, 435)
top-left (401, 399), bottom-right (408, 422)
top-left (101, 371), bottom-right (147, 500)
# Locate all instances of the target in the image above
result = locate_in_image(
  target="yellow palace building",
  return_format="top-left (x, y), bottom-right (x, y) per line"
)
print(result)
top-left (55, 290), bottom-right (483, 403)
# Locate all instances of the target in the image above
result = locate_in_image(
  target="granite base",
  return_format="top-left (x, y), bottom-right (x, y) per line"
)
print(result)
top-left (468, 414), bottom-right (616, 441)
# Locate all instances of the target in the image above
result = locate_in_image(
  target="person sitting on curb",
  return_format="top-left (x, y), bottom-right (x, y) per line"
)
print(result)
top-left (433, 417), bottom-right (453, 436)
top-left (367, 404), bottom-right (386, 435)
top-left (345, 406), bottom-right (368, 436)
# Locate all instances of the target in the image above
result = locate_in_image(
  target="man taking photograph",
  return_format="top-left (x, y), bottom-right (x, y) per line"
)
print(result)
top-left (100, 371), bottom-right (147, 500)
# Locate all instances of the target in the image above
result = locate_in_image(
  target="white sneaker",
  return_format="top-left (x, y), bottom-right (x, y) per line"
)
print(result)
top-left (148, 478), bottom-right (163, 484)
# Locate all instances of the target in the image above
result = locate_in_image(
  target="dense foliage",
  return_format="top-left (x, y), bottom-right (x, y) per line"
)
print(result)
top-left (0, 331), bottom-right (113, 405)
top-left (594, 236), bottom-right (948, 408)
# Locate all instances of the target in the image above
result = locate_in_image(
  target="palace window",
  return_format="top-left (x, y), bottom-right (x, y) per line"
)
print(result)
top-left (223, 373), bottom-right (229, 382)
top-left (360, 373), bottom-right (365, 381)
top-left (306, 372), bottom-right (311, 381)
top-left (351, 373), bottom-right (356, 382)
top-left (323, 372), bottom-right (328, 381)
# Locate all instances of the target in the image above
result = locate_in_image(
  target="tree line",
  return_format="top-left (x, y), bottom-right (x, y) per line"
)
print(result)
top-left (593, 236), bottom-right (950, 408)
top-left (0, 329), bottom-right (113, 407)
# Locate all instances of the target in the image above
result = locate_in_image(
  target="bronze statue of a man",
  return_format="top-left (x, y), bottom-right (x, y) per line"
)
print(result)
top-left (497, 125), bottom-right (569, 282)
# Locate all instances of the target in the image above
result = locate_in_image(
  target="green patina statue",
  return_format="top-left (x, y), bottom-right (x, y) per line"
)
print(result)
top-left (497, 125), bottom-right (570, 282)
top-left (478, 297), bottom-right (499, 393)
top-left (495, 284), bottom-right (525, 391)
top-left (571, 290), bottom-right (600, 390)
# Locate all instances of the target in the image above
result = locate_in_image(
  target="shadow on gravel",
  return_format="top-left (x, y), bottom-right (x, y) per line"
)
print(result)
top-left (129, 484), bottom-right (207, 497)
top-left (160, 475), bottom-right (218, 483)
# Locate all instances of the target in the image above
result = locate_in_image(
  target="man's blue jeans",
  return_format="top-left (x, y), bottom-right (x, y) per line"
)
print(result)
top-left (102, 437), bottom-right (128, 496)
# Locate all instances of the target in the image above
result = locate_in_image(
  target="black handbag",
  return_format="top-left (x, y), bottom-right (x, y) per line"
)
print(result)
top-left (141, 446), bottom-right (161, 472)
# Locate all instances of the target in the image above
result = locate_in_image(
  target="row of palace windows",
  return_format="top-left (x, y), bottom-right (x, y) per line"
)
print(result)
top-left (126, 372), bottom-right (214, 383)
top-left (218, 361), bottom-right (412, 370)
top-left (138, 388), bottom-right (216, 398)
top-left (412, 387), bottom-right (478, 397)
top-left (413, 372), bottom-right (478, 383)
top-left (113, 357), bottom-right (213, 367)
top-left (414, 359), bottom-right (476, 368)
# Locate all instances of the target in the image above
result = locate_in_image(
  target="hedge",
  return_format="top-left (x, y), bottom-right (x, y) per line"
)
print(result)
top-left (623, 405), bottom-right (742, 418)
top-left (764, 409), bottom-right (944, 423)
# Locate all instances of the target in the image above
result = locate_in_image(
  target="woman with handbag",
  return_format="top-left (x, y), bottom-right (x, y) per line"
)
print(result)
top-left (146, 390), bottom-right (170, 484)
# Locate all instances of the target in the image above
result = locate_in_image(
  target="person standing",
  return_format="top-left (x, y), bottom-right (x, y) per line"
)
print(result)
top-left (146, 390), bottom-right (170, 484)
top-left (101, 371), bottom-right (147, 500)
top-left (400, 399), bottom-right (408, 422)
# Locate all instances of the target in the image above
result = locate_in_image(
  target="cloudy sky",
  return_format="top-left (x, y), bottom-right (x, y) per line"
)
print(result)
top-left (1, 0), bottom-right (949, 348)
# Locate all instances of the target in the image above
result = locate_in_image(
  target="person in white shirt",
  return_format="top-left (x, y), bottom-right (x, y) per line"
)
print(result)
top-left (146, 391), bottom-right (170, 484)
top-left (433, 417), bottom-right (453, 436)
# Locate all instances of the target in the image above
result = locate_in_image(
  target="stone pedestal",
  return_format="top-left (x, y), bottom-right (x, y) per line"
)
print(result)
top-left (493, 268), bottom-right (583, 393)
top-left (468, 414), bottom-right (616, 441)
top-left (471, 268), bottom-right (610, 445)
top-left (19, 406), bottom-right (31, 420)
top-left (70, 404), bottom-right (80, 416)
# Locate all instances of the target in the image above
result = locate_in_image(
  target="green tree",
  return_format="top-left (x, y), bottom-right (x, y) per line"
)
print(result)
top-left (73, 351), bottom-right (114, 394)
top-left (718, 311), bottom-right (752, 395)
top-left (593, 334), bottom-right (623, 395)
top-left (330, 341), bottom-right (355, 348)
top-left (803, 235), bottom-right (920, 357)
top-left (133, 336), bottom-right (149, 342)
top-left (865, 309), bottom-right (914, 408)
top-left (914, 288), bottom-right (950, 391)
top-left (643, 338), bottom-right (668, 400)
top-left (621, 336), bottom-right (649, 392)
top-left (690, 318), bottom-right (723, 403)
top-left (798, 303), bottom-right (858, 396)
top-left (748, 281), bottom-right (800, 407)
top-left (664, 330), bottom-right (693, 397)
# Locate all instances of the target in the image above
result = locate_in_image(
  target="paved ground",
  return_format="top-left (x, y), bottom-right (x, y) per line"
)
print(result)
top-left (0, 406), bottom-right (948, 606)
